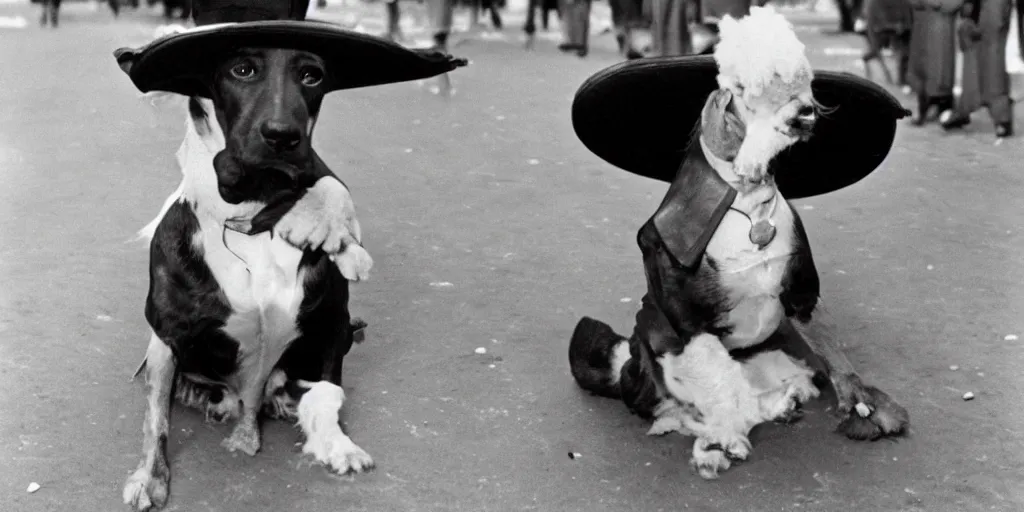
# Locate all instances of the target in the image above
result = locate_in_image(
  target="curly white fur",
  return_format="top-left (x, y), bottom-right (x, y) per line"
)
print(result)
top-left (709, 6), bottom-right (817, 189)
top-left (713, 6), bottom-right (812, 98)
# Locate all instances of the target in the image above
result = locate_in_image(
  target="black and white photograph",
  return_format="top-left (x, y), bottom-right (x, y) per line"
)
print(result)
top-left (0, 0), bottom-right (1022, 510)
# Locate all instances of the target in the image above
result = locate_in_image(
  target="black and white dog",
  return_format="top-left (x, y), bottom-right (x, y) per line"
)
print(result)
top-left (122, 45), bottom-right (375, 511)
top-left (570, 8), bottom-right (909, 480)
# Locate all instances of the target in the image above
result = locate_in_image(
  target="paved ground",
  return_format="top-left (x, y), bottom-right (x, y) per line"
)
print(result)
top-left (2, 3), bottom-right (1024, 512)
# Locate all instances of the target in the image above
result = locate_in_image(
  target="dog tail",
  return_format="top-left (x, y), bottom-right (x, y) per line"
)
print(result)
top-left (568, 316), bottom-right (631, 399)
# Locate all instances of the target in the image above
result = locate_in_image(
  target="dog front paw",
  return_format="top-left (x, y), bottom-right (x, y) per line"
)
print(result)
top-left (833, 373), bottom-right (909, 440)
top-left (221, 421), bottom-right (261, 456)
top-left (690, 432), bottom-right (750, 479)
top-left (303, 434), bottom-right (375, 475)
top-left (331, 243), bottom-right (373, 282)
top-left (275, 177), bottom-right (363, 255)
top-left (123, 467), bottom-right (169, 511)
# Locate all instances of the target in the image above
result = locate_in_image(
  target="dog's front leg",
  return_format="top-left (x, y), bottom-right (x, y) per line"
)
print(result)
top-left (123, 333), bottom-right (175, 511)
top-left (272, 175), bottom-right (373, 282)
top-left (294, 380), bottom-right (375, 475)
top-left (221, 374), bottom-right (264, 456)
top-left (783, 313), bottom-right (909, 440)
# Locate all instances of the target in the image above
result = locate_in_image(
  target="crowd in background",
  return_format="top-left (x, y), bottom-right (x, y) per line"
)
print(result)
top-left (32, 0), bottom-right (1020, 137)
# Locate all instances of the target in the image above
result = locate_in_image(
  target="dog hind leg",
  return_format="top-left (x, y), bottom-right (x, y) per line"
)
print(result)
top-left (294, 380), bottom-right (374, 474)
top-left (123, 333), bottom-right (175, 511)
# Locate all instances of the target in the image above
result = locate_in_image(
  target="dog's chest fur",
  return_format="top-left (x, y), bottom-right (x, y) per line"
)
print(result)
top-left (704, 197), bottom-right (796, 350)
top-left (194, 214), bottom-right (307, 372)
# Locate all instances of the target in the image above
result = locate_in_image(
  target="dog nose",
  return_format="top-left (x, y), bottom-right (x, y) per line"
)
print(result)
top-left (795, 105), bottom-right (816, 124)
top-left (260, 121), bottom-right (302, 151)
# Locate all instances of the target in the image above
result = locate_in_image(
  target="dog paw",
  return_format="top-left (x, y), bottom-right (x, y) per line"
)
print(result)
top-left (303, 435), bottom-right (375, 475)
top-left (766, 383), bottom-right (806, 425)
top-left (785, 371), bottom-right (822, 404)
top-left (123, 468), bottom-right (169, 512)
top-left (221, 423), bottom-right (261, 456)
top-left (833, 373), bottom-right (909, 441)
top-left (331, 243), bottom-right (373, 282)
top-left (690, 433), bottom-right (750, 479)
top-left (275, 178), bottom-right (363, 256)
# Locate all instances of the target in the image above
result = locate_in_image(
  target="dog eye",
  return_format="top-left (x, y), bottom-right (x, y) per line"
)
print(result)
top-left (300, 67), bottom-right (324, 87)
top-left (230, 63), bottom-right (257, 80)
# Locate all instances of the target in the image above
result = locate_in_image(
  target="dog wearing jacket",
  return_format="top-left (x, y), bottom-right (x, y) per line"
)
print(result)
top-left (569, 7), bottom-right (909, 480)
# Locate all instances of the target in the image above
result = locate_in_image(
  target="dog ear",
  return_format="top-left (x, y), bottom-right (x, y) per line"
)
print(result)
top-left (113, 47), bottom-right (139, 76)
top-left (700, 89), bottom-right (746, 161)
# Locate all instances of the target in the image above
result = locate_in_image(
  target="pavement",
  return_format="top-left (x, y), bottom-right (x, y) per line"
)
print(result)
top-left (2, 3), bottom-right (1024, 512)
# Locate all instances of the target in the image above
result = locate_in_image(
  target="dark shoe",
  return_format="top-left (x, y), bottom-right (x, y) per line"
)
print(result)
top-left (996, 123), bottom-right (1013, 138)
top-left (939, 110), bottom-right (971, 130)
top-left (911, 93), bottom-right (929, 126)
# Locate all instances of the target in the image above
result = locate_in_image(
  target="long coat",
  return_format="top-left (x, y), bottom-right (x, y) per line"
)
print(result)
top-left (907, 0), bottom-right (964, 98)
top-left (958, 0), bottom-right (1014, 123)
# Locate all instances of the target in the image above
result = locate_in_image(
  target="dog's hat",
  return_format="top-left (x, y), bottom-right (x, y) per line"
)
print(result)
top-left (571, 15), bottom-right (910, 200)
top-left (113, 0), bottom-right (467, 97)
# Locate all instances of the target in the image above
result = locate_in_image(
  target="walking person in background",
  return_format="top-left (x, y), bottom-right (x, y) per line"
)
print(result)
top-left (648, 0), bottom-right (693, 56)
top-left (558, 0), bottom-right (591, 57)
top-left (907, 0), bottom-right (963, 125)
top-left (428, 0), bottom-right (456, 50)
top-left (37, 0), bottom-right (60, 27)
top-left (861, 0), bottom-right (913, 87)
top-left (941, 0), bottom-right (1015, 137)
top-left (384, 0), bottom-right (402, 41)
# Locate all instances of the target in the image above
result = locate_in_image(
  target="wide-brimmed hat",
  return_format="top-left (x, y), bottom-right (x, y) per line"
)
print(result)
top-left (113, 0), bottom-right (467, 97)
top-left (571, 55), bottom-right (911, 199)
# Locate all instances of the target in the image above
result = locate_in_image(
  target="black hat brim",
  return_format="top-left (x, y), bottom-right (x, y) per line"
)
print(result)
top-left (113, 20), bottom-right (468, 97)
top-left (571, 55), bottom-right (912, 199)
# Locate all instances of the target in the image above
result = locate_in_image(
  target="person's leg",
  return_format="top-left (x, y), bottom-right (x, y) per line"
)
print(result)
top-left (384, 0), bottom-right (402, 41)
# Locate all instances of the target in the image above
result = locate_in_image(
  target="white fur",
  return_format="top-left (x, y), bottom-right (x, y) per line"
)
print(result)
top-left (607, 340), bottom-right (631, 385)
top-left (714, 6), bottom-right (812, 99)
top-left (296, 381), bottom-right (374, 474)
top-left (712, 6), bottom-right (816, 185)
top-left (657, 334), bottom-right (803, 479)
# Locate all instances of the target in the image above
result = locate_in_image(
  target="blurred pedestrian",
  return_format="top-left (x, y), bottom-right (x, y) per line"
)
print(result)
top-left (384, 0), bottom-right (402, 41)
top-left (648, 0), bottom-right (692, 56)
top-left (36, 0), bottom-right (59, 27)
top-left (610, 0), bottom-right (644, 58)
top-left (557, 0), bottom-right (591, 57)
top-left (427, 0), bottom-right (455, 51)
top-left (861, 0), bottom-right (912, 86)
top-left (941, 0), bottom-right (1015, 137)
top-left (907, 0), bottom-right (963, 125)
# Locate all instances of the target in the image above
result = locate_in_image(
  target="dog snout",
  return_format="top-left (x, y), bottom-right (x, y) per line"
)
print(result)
top-left (260, 120), bottom-right (302, 152)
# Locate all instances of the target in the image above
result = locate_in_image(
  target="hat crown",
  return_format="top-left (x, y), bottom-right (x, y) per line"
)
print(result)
top-left (191, 0), bottom-right (309, 25)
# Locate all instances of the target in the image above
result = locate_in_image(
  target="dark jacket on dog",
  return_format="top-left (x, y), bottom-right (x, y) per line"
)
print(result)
top-left (569, 138), bottom-right (820, 419)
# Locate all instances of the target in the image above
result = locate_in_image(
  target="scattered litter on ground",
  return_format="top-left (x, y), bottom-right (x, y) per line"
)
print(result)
top-left (495, 115), bottom-right (506, 121)
top-left (949, 365), bottom-right (959, 371)
top-left (429, 281), bottom-right (454, 288)
top-left (527, 158), bottom-right (540, 165)
top-left (475, 347), bottom-right (487, 355)
top-left (620, 297), bottom-right (632, 303)
top-left (977, 372), bottom-right (984, 377)
top-left (96, 314), bottom-right (112, 322)
top-left (27, 482), bottom-right (40, 493)
top-left (404, 148), bottom-right (413, 153)
top-left (488, 364), bottom-right (496, 369)
top-left (568, 452), bottom-right (581, 460)
top-left (855, 403), bottom-right (871, 417)
top-left (1005, 334), bottom-right (1018, 341)
top-left (962, 391), bottom-right (975, 401)
top-left (926, 265), bottom-right (934, 270)
top-left (645, 462), bottom-right (652, 466)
